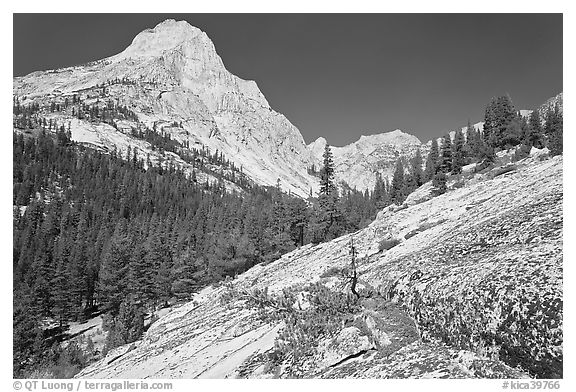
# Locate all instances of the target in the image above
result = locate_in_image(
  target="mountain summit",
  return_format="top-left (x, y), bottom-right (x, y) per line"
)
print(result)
top-left (115, 19), bottom-right (208, 60)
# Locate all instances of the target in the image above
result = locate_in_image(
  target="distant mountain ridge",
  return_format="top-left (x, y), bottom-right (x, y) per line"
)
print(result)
top-left (308, 130), bottom-right (422, 191)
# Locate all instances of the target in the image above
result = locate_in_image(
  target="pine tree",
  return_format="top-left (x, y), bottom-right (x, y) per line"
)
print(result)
top-left (404, 170), bottom-right (417, 195)
top-left (424, 138), bottom-right (439, 181)
top-left (32, 249), bottom-right (55, 318)
top-left (270, 195), bottom-right (296, 257)
top-left (126, 245), bottom-right (155, 307)
top-left (439, 134), bottom-right (453, 173)
top-left (452, 129), bottom-right (466, 174)
top-left (464, 121), bottom-right (481, 161)
top-left (320, 144), bottom-right (336, 196)
top-left (51, 254), bottom-right (73, 327)
top-left (372, 173), bottom-right (389, 209)
top-left (13, 284), bottom-right (42, 376)
top-left (99, 220), bottom-right (132, 314)
top-left (526, 110), bottom-right (544, 149)
top-left (69, 207), bottom-right (89, 321)
top-left (311, 143), bottom-right (343, 243)
top-left (501, 113), bottom-right (523, 148)
top-left (390, 159), bottom-right (406, 205)
top-left (476, 140), bottom-right (497, 171)
top-left (146, 221), bottom-right (174, 306)
top-left (170, 249), bottom-right (197, 300)
top-left (432, 172), bottom-right (447, 196)
top-left (280, 197), bottom-right (307, 247)
top-left (483, 95), bottom-right (517, 149)
top-left (410, 149), bottom-right (424, 187)
top-left (103, 301), bottom-right (144, 354)
top-left (545, 105), bottom-right (563, 156)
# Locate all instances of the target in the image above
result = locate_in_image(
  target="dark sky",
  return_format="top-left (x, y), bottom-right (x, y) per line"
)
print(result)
top-left (13, 14), bottom-right (562, 145)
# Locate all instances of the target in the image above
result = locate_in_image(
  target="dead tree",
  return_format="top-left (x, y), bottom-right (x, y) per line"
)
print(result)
top-left (348, 237), bottom-right (360, 299)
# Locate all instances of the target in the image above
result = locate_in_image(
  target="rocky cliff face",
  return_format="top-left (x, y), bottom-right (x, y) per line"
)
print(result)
top-left (76, 150), bottom-right (562, 379)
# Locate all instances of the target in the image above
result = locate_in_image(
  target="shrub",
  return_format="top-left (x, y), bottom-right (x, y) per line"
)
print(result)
top-left (378, 238), bottom-right (400, 252)
top-left (404, 219), bottom-right (447, 240)
top-left (320, 266), bottom-right (344, 279)
top-left (229, 282), bottom-right (362, 375)
top-left (49, 341), bottom-right (87, 378)
top-left (404, 229), bottom-right (420, 240)
top-left (86, 337), bottom-right (95, 353)
top-left (273, 283), bottom-right (360, 368)
top-left (24, 340), bottom-right (88, 379)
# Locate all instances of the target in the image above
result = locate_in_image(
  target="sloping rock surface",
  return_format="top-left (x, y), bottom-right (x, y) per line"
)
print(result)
top-left (77, 154), bottom-right (562, 379)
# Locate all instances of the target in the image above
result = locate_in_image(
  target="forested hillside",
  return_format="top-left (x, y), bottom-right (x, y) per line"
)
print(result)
top-left (12, 128), bottom-right (379, 377)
